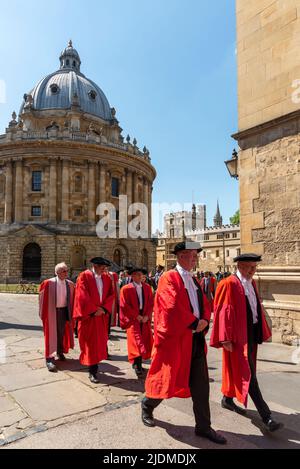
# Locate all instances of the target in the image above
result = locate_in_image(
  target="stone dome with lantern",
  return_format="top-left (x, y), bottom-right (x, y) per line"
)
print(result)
top-left (0, 41), bottom-right (156, 282)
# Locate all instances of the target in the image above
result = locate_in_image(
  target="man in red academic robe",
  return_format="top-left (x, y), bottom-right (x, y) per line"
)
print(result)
top-left (119, 267), bottom-right (154, 377)
top-left (210, 253), bottom-right (283, 432)
top-left (200, 271), bottom-right (216, 312)
top-left (73, 257), bottom-right (114, 383)
top-left (104, 269), bottom-right (120, 358)
top-left (39, 262), bottom-right (75, 372)
top-left (142, 241), bottom-right (227, 445)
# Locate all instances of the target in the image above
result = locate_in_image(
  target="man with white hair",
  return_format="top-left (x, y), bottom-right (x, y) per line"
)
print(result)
top-left (210, 253), bottom-right (283, 432)
top-left (39, 262), bottom-right (75, 372)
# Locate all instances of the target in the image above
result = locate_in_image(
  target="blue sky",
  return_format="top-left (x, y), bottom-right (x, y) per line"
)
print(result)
top-left (0, 0), bottom-right (238, 230)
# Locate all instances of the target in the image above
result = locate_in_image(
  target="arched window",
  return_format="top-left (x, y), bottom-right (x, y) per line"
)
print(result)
top-left (74, 174), bottom-right (83, 193)
top-left (71, 245), bottom-right (86, 270)
top-left (113, 246), bottom-right (127, 267)
top-left (22, 243), bottom-right (41, 279)
top-left (113, 249), bottom-right (121, 266)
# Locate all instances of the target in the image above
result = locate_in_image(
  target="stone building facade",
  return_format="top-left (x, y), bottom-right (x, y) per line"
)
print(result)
top-left (0, 41), bottom-right (156, 282)
top-left (156, 204), bottom-right (240, 272)
top-left (233, 0), bottom-right (300, 344)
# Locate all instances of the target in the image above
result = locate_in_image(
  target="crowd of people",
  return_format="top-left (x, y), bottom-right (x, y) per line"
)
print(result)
top-left (38, 242), bottom-right (283, 445)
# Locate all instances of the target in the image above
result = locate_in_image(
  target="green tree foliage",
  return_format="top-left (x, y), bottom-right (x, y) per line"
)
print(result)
top-left (230, 209), bottom-right (240, 225)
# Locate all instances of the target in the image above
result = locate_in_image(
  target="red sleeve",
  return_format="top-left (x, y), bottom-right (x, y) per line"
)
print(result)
top-left (101, 274), bottom-right (115, 315)
top-left (73, 272), bottom-right (99, 319)
top-left (201, 287), bottom-right (211, 328)
top-left (119, 287), bottom-right (139, 329)
top-left (38, 280), bottom-right (48, 320)
top-left (144, 284), bottom-right (154, 320)
top-left (210, 279), bottom-right (236, 348)
top-left (154, 274), bottom-right (196, 343)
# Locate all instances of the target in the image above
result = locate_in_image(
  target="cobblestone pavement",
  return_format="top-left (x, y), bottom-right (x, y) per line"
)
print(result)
top-left (0, 293), bottom-right (299, 449)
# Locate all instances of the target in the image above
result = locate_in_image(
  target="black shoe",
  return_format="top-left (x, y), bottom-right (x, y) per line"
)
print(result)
top-left (46, 360), bottom-right (57, 372)
top-left (57, 353), bottom-right (66, 361)
top-left (195, 427), bottom-right (227, 445)
top-left (89, 373), bottom-right (100, 384)
top-left (142, 410), bottom-right (155, 427)
top-left (264, 418), bottom-right (284, 432)
top-left (132, 364), bottom-right (143, 377)
top-left (221, 397), bottom-right (247, 415)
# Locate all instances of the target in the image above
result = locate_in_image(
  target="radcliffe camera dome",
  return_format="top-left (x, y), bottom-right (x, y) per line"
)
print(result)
top-left (19, 40), bottom-right (112, 121)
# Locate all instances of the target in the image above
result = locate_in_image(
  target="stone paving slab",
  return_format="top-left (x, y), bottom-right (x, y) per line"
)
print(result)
top-left (10, 379), bottom-right (107, 421)
top-left (0, 362), bottom-right (32, 376)
top-left (4, 401), bottom-right (260, 449)
top-left (0, 396), bottom-right (17, 412)
top-left (0, 367), bottom-right (69, 391)
top-left (0, 409), bottom-right (27, 428)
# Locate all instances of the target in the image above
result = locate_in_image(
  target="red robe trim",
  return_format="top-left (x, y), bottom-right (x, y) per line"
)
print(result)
top-left (39, 278), bottom-right (74, 358)
top-left (210, 275), bottom-right (271, 407)
top-left (119, 282), bottom-right (154, 363)
top-left (108, 271), bottom-right (120, 327)
top-left (145, 270), bottom-right (211, 399)
top-left (73, 270), bottom-right (114, 366)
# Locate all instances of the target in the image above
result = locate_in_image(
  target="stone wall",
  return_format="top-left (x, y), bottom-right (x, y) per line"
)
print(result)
top-left (0, 231), bottom-right (156, 283)
top-left (235, 0), bottom-right (300, 344)
top-left (236, 0), bottom-right (300, 131)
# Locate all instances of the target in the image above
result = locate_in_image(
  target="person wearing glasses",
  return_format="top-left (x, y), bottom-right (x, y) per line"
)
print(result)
top-left (39, 262), bottom-right (75, 372)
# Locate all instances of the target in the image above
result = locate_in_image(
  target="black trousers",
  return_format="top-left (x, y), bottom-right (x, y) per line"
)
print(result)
top-left (56, 307), bottom-right (69, 355)
top-left (142, 333), bottom-right (211, 432)
top-left (247, 332), bottom-right (271, 423)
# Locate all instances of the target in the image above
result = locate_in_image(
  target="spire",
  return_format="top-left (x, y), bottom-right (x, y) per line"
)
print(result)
top-left (59, 40), bottom-right (81, 72)
top-left (192, 203), bottom-right (196, 231)
top-left (213, 200), bottom-right (223, 228)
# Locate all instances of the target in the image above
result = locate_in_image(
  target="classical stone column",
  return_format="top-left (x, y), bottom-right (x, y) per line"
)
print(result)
top-left (4, 160), bottom-right (13, 224)
top-left (143, 178), bottom-right (149, 237)
top-left (99, 163), bottom-right (106, 204)
top-left (61, 158), bottom-right (70, 222)
top-left (133, 172), bottom-right (139, 203)
top-left (148, 184), bottom-right (152, 237)
top-left (14, 158), bottom-right (23, 223)
top-left (49, 158), bottom-right (57, 223)
top-left (88, 160), bottom-right (96, 223)
top-left (126, 170), bottom-right (133, 207)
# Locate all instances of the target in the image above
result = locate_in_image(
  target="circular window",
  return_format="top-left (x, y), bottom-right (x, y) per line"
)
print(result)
top-left (50, 84), bottom-right (59, 94)
top-left (88, 90), bottom-right (97, 101)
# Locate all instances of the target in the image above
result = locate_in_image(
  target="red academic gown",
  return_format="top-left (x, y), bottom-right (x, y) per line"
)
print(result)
top-left (108, 271), bottom-right (120, 328)
top-left (200, 276), bottom-right (216, 312)
top-left (73, 270), bottom-right (114, 366)
top-left (145, 270), bottom-right (211, 399)
top-left (210, 275), bottom-right (271, 407)
top-left (119, 282), bottom-right (154, 363)
top-left (39, 278), bottom-right (75, 358)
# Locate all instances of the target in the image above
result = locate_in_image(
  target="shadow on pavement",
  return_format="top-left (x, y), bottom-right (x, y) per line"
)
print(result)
top-left (0, 321), bottom-right (43, 332)
top-left (154, 413), bottom-right (300, 449)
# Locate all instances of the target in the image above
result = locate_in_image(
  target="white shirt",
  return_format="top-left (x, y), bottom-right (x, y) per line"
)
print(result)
top-left (93, 269), bottom-right (103, 302)
top-left (176, 263), bottom-right (200, 319)
top-left (236, 270), bottom-right (258, 324)
top-left (133, 281), bottom-right (143, 310)
top-left (56, 278), bottom-right (67, 308)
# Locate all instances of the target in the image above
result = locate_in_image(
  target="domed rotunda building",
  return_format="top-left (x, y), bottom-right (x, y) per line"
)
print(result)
top-left (0, 41), bottom-right (156, 282)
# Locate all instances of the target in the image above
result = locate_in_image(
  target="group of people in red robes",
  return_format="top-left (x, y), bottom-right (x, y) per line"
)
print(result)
top-left (39, 244), bottom-right (283, 445)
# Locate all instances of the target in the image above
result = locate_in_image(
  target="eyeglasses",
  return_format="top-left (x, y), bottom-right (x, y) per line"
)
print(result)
top-left (59, 270), bottom-right (68, 273)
